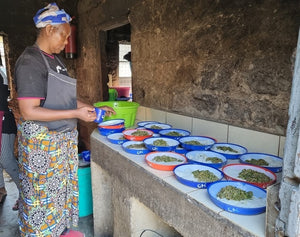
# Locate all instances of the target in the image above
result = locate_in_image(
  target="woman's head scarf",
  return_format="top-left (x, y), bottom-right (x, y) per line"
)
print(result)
top-left (33, 2), bottom-right (71, 28)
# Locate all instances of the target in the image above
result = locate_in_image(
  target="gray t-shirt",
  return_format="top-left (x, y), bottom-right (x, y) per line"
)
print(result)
top-left (15, 45), bottom-right (68, 103)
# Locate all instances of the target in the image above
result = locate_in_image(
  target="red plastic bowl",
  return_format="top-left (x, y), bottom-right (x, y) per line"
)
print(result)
top-left (222, 163), bottom-right (276, 189)
top-left (122, 129), bottom-right (153, 141)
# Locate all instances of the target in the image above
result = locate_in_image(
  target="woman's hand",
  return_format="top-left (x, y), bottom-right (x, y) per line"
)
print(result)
top-left (98, 106), bottom-right (116, 117)
top-left (77, 106), bottom-right (96, 122)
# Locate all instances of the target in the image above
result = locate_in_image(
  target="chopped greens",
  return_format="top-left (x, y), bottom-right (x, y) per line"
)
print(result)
top-left (131, 130), bottom-right (149, 136)
top-left (216, 146), bottom-right (238, 153)
top-left (238, 169), bottom-right (272, 183)
top-left (153, 139), bottom-right (168, 146)
top-left (192, 170), bottom-right (219, 182)
top-left (150, 125), bottom-right (163, 129)
top-left (184, 140), bottom-right (204, 146)
top-left (164, 131), bottom-right (183, 136)
top-left (153, 155), bottom-right (182, 162)
top-left (217, 185), bottom-right (253, 201)
top-left (245, 158), bottom-right (269, 166)
top-left (205, 157), bottom-right (222, 163)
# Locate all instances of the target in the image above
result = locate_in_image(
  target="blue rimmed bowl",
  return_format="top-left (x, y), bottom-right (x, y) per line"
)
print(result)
top-left (144, 137), bottom-right (179, 152)
top-left (144, 123), bottom-right (172, 134)
top-left (179, 136), bottom-right (215, 151)
top-left (173, 163), bottom-right (223, 189)
top-left (239, 152), bottom-right (283, 173)
top-left (106, 133), bottom-right (128, 145)
top-left (98, 119), bottom-right (125, 128)
top-left (122, 141), bottom-right (150, 155)
top-left (210, 143), bottom-right (247, 159)
top-left (97, 126), bottom-right (125, 136)
top-left (137, 121), bottom-right (160, 127)
top-left (207, 181), bottom-right (267, 215)
top-left (159, 128), bottom-right (190, 140)
top-left (185, 150), bottom-right (227, 169)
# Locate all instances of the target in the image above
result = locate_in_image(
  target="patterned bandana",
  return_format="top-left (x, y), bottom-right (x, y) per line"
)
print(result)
top-left (33, 2), bottom-right (71, 28)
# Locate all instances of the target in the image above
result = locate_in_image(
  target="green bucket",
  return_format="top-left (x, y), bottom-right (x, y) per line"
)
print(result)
top-left (93, 101), bottom-right (139, 128)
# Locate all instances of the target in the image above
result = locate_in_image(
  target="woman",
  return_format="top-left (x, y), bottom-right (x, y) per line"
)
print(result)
top-left (0, 56), bottom-right (19, 210)
top-left (14, 3), bottom-right (114, 236)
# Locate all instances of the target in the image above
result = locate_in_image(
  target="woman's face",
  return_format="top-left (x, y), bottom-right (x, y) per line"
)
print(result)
top-left (48, 23), bottom-right (71, 54)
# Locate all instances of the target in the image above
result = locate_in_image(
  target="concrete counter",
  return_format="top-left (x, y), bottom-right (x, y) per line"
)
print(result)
top-left (90, 129), bottom-right (265, 237)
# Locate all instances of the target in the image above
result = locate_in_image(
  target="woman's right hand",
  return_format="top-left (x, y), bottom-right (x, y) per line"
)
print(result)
top-left (76, 106), bottom-right (96, 122)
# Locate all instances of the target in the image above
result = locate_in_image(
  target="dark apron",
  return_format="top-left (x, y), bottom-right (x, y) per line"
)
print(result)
top-left (0, 111), bottom-right (3, 156)
top-left (36, 51), bottom-right (77, 132)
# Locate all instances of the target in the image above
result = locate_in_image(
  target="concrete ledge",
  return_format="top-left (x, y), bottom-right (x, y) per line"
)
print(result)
top-left (91, 130), bottom-right (261, 237)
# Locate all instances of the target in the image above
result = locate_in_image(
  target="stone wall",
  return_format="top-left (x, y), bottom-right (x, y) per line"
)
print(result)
top-left (129, 0), bottom-right (299, 135)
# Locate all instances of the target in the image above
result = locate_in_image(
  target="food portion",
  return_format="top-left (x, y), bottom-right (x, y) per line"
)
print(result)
top-left (184, 140), bottom-right (204, 145)
top-left (131, 130), bottom-right (150, 136)
top-left (164, 131), bottom-right (183, 136)
top-left (217, 185), bottom-right (253, 201)
top-left (238, 169), bottom-right (272, 183)
top-left (150, 125), bottom-right (163, 129)
top-left (126, 143), bottom-right (146, 149)
top-left (153, 155), bottom-right (182, 163)
top-left (119, 136), bottom-right (126, 140)
top-left (192, 170), bottom-right (219, 182)
top-left (216, 146), bottom-right (238, 153)
top-left (205, 157), bottom-right (222, 163)
top-left (245, 158), bottom-right (269, 166)
top-left (153, 139), bottom-right (168, 146)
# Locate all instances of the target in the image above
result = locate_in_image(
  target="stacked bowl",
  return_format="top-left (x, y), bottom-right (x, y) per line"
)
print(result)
top-left (97, 119), bottom-right (125, 136)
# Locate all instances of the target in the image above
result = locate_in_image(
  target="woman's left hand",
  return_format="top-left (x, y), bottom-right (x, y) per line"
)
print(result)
top-left (98, 106), bottom-right (116, 117)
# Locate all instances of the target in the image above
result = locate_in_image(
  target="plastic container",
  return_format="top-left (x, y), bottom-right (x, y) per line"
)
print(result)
top-left (78, 166), bottom-right (93, 217)
top-left (110, 86), bottom-right (130, 97)
top-left (108, 88), bottom-right (118, 101)
top-left (94, 101), bottom-right (139, 128)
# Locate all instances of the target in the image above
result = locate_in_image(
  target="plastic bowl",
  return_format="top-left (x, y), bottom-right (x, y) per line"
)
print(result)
top-left (179, 136), bottom-right (215, 151)
top-left (106, 133), bottom-right (128, 145)
top-left (174, 163), bottom-right (224, 189)
top-left (93, 101), bottom-right (139, 128)
top-left (98, 119), bottom-right (125, 127)
top-left (97, 126), bottom-right (125, 136)
top-left (174, 145), bottom-right (188, 155)
top-left (145, 151), bottom-right (186, 171)
top-left (144, 137), bottom-right (179, 152)
top-left (159, 128), bottom-right (190, 140)
top-left (144, 123), bottom-right (172, 134)
top-left (123, 129), bottom-right (153, 141)
top-left (122, 141), bottom-right (150, 155)
top-left (185, 150), bottom-right (227, 169)
top-left (137, 121), bottom-right (160, 127)
top-left (210, 143), bottom-right (247, 159)
top-left (207, 181), bottom-right (267, 215)
top-left (239, 152), bottom-right (283, 173)
top-left (222, 163), bottom-right (276, 189)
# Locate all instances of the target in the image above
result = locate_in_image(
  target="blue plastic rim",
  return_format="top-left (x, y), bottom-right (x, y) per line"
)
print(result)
top-left (98, 127), bottom-right (125, 136)
top-left (144, 123), bottom-right (172, 134)
top-left (137, 121), bottom-right (161, 127)
top-left (239, 152), bottom-right (283, 173)
top-left (98, 119), bottom-right (125, 127)
top-left (143, 137), bottom-right (179, 152)
top-left (179, 136), bottom-right (215, 151)
top-left (185, 150), bottom-right (227, 169)
top-left (173, 163), bottom-right (224, 189)
top-left (122, 141), bottom-right (150, 155)
top-left (207, 181), bottom-right (266, 215)
top-left (210, 143), bottom-right (248, 159)
top-left (158, 128), bottom-right (191, 140)
top-left (106, 133), bottom-right (128, 145)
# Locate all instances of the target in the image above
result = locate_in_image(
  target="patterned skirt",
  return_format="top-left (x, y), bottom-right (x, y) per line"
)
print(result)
top-left (18, 121), bottom-right (79, 237)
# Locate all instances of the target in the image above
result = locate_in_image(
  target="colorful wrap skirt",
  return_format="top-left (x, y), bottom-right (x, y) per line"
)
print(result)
top-left (18, 121), bottom-right (79, 237)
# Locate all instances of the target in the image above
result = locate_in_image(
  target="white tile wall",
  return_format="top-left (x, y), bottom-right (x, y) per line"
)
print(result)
top-left (228, 125), bottom-right (280, 156)
top-left (137, 106), bottom-right (286, 156)
top-left (192, 118), bottom-right (228, 142)
top-left (166, 112), bottom-right (192, 131)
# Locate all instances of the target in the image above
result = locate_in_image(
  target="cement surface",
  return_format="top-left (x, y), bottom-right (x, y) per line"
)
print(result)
top-left (0, 172), bottom-right (94, 237)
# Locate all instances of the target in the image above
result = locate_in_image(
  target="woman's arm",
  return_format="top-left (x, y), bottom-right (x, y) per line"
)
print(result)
top-left (19, 98), bottom-right (96, 122)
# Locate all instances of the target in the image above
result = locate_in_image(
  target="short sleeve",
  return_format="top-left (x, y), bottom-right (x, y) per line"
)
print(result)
top-left (15, 47), bottom-right (48, 99)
